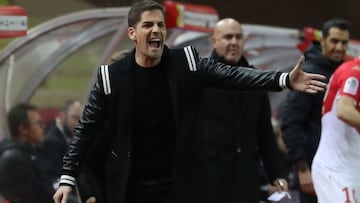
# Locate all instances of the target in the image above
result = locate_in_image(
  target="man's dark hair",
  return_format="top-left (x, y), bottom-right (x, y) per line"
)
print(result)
top-left (7, 103), bottom-right (37, 138)
top-left (128, 0), bottom-right (165, 27)
top-left (322, 17), bottom-right (351, 38)
top-left (61, 99), bottom-right (81, 114)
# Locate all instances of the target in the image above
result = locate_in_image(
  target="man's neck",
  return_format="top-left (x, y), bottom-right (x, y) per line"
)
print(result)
top-left (15, 137), bottom-right (36, 147)
top-left (135, 53), bottom-right (161, 68)
top-left (55, 117), bottom-right (71, 143)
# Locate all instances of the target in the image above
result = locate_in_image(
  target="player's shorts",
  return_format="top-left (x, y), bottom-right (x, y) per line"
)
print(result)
top-left (312, 165), bottom-right (360, 203)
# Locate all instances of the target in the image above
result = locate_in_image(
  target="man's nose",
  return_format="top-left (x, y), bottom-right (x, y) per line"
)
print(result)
top-left (336, 42), bottom-right (346, 50)
top-left (152, 24), bottom-right (161, 32)
top-left (230, 36), bottom-right (238, 43)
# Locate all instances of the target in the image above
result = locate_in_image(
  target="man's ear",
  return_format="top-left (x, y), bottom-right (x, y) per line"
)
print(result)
top-left (58, 111), bottom-right (65, 122)
top-left (19, 124), bottom-right (28, 135)
top-left (320, 36), bottom-right (325, 47)
top-left (211, 35), bottom-right (216, 47)
top-left (128, 27), bottom-right (136, 41)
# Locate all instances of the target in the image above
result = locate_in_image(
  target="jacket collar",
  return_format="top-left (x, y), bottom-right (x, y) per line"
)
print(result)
top-left (210, 49), bottom-right (252, 67)
top-left (116, 46), bottom-right (172, 73)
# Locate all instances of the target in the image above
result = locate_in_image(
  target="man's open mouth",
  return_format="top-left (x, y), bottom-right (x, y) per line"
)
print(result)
top-left (149, 38), bottom-right (161, 48)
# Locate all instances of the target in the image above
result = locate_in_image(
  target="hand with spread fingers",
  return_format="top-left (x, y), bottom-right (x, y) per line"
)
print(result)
top-left (289, 56), bottom-right (327, 93)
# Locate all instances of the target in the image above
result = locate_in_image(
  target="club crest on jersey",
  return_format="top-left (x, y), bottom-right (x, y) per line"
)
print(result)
top-left (343, 77), bottom-right (359, 95)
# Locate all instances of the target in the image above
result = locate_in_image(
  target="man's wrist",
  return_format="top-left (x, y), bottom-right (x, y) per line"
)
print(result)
top-left (285, 73), bottom-right (292, 89)
top-left (295, 160), bottom-right (309, 172)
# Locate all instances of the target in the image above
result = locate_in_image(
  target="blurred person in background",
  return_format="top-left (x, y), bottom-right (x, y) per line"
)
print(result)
top-left (203, 18), bottom-right (289, 203)
top-left (0, 103), bottom-right (54, 203)
top-left (281, 17), bottom-right (350, 203)
top-left (53, 1), bottom-right (327, 203)
top-left (312, 57), bottom-right (360, 203)
top-left (42, 100), bottom-right (96, 203)
top-left (42, 99), bottom-right (83, 176)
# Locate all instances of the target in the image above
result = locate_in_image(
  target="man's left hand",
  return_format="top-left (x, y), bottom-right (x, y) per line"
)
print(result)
top-left (289, 55), bottom-right (327, 93)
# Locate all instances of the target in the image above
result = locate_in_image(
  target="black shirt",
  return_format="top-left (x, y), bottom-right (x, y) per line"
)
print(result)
top-left (130, 62), bottom-right (176, 182)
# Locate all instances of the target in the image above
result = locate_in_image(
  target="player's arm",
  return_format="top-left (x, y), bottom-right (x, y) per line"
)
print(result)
top-left (337, 95), bottom-right (360, 128)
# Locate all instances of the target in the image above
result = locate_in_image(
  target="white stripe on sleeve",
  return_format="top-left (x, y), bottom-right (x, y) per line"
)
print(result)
top-left (184, 46), bottom-right (197, 71)
top-left (100, 65), bottom-right (111, 95)
top-left (60, 175), bottom-right (76, 186)
top-left (279, 73), bottom-right (288, 89)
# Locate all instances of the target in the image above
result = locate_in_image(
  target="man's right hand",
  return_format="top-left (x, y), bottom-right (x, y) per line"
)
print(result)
top-left (53, 185), bottom-right (73, 203)
top-left (298, 169), bottom-right (316, 195)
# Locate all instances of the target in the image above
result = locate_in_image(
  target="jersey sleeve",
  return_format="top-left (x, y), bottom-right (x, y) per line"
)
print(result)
top-left (338, 67), bottom-right (360, 103)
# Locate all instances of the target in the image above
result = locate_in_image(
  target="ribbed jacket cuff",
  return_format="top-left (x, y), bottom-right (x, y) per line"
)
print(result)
top-left (59, 175), bottom-right (76, 187)
top-left (279, 73), bottom-right (291, 89)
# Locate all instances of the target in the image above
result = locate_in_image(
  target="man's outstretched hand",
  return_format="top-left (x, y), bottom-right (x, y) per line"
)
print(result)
top-left (289, 56), bottom-right (327, 93)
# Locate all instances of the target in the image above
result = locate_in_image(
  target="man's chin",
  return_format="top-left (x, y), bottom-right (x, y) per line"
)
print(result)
top-left (330, 53), bottom-right (345, 62)
top-left (225, 57), bottom-right (240, 64)
top-left (149, 50), bottom-right (163, 58)
top-left (331, 56), bottom-right (344, 62)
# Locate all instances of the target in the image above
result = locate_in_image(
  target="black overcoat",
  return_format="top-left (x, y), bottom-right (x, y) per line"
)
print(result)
top-left (202, 52), bottom-right (286, 203)
top-left (61, 46), bottom-right (287, 203)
